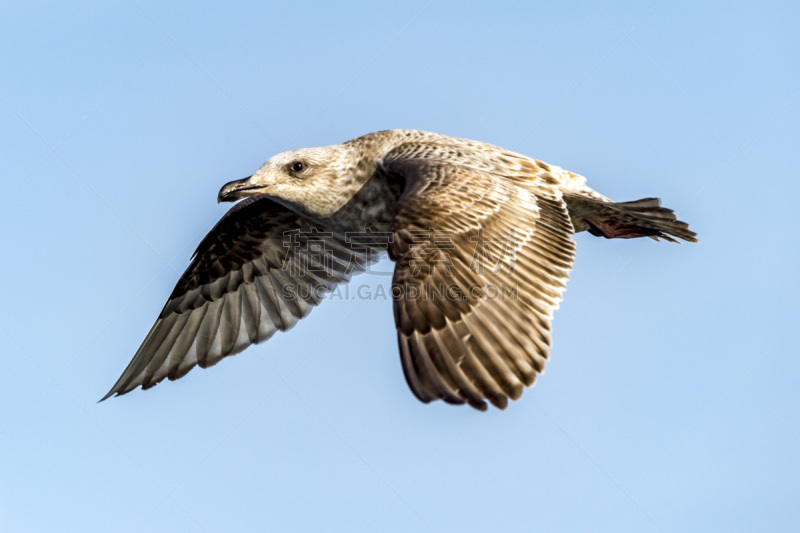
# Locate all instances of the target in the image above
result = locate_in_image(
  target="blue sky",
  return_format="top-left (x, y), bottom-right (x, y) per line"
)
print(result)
top-left (1, 1), bottom-right (798, 531)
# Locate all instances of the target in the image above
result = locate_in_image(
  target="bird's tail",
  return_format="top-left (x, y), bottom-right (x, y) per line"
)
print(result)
top-left (569, 196), bottom-right (697, 243)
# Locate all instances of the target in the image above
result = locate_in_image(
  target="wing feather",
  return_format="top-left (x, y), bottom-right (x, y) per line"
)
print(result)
top-left (102, 196), bottom-right (379, 400)
top-left (385, 154), bottom-right (576, 410)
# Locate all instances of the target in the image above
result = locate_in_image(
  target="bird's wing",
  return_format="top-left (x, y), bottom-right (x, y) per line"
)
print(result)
top-left (103, 195), bottom-right (379, 399)
top-left (385, 156), bottom-right (576, 411)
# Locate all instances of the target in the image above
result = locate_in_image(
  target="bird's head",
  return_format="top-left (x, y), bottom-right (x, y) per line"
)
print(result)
top-left (217, 144), bottom-right (373, 218)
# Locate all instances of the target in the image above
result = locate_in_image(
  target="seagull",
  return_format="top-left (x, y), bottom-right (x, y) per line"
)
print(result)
top-left (103, 130), bottom-right (696, 410)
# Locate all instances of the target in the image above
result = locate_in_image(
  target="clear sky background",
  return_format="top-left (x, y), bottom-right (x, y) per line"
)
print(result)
top-left (1, 1), bottom-right (798, 532)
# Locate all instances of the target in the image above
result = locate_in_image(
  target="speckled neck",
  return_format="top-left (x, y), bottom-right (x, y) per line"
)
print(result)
top-left (317, 166), bottom-right (404, 237)
top-left (298, 130), bottom-right (447, 235)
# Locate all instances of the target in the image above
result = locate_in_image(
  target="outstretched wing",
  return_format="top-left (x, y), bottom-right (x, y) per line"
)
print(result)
top-left (103, 196), bottom-right (378, 400)
top-left (385, 157), bottom-right (576, 411)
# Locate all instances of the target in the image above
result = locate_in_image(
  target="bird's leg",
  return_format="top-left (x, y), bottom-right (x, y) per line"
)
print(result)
top-left (583, 218), bottom-right (661, 239)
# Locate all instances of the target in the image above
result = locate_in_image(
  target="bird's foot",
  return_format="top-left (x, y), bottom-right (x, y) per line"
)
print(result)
top-left (584, 218), bottom-right (660, 239)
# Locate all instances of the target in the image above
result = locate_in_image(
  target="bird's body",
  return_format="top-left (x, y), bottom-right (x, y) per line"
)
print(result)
top-left (104, 130), bottom-right (696, 410)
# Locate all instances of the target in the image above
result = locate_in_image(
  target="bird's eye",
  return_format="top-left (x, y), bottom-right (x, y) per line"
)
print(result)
top-left (291, 161), bottom-right (305, 172)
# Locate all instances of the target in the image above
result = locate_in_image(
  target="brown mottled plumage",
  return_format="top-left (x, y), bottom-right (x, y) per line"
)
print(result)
top-left (103, 130), bottom-right (696, 410)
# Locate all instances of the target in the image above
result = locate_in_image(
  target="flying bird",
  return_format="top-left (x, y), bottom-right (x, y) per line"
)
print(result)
top-left (103, 130), bottom-right (696, 410)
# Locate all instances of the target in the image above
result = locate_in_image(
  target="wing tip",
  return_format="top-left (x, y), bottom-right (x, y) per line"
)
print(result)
top-left (98, 384), bottom-right (133, 403)
top-left (97, 392), bottom-right (114, 403)
top-left (98, 385), bottom-right (128, 403)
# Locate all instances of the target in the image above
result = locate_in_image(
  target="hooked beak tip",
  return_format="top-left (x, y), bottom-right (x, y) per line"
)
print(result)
top-left (218, 175), bottom-right (259, 203)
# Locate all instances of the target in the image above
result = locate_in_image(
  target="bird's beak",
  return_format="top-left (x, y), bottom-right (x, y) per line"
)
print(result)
top-left (217, 175), bottom-right (268, 203)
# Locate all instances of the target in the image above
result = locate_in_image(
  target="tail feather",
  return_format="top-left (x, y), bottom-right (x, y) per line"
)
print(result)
top-left (567, 195), bottom-right (697, 243)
